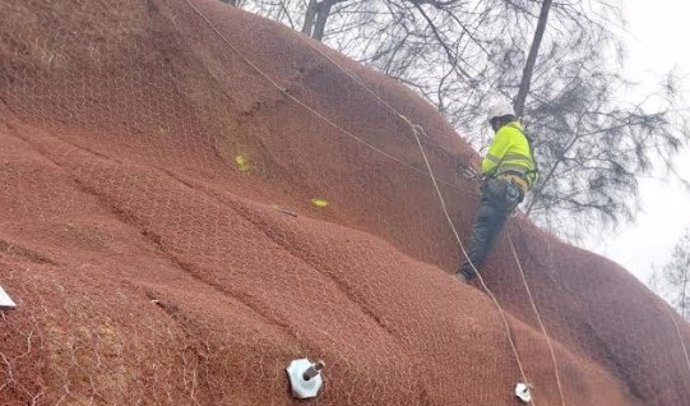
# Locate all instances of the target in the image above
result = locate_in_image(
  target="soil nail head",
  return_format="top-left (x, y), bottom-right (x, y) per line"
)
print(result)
top-left (302, 360), bottom-right (325, 381)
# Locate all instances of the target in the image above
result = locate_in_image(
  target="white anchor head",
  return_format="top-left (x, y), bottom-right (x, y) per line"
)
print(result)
top-left (515, 382), bottom-right (532, 403)
top-left (0, 285), bottom-right (16, 309)
top-left (286, 359), bottom-right (325, 399)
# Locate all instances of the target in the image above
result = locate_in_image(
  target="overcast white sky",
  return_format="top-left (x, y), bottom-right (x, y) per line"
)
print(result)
top-left (583, 0), bottom-right (690, 284)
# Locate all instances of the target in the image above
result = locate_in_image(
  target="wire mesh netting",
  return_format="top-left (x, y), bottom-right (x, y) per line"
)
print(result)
top-left (1, 0), bottom-right (689, 405)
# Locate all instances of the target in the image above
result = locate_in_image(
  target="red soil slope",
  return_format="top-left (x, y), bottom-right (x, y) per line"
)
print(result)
top-left (1, 0), bottom-right (689, 404)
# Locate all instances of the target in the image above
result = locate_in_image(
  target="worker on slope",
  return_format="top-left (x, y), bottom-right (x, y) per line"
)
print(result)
top-left (456, 102), bottom-right (538, 282)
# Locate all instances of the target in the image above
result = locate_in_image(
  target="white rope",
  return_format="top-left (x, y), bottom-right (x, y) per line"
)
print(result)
top-left (406, 122), bottom-right (533, 401)
top-left (508, 231), bottom-right (566, 405)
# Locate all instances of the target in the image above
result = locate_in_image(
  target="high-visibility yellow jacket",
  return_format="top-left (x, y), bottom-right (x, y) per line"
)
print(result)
top-left (481, 121), bottom-right (538, 188)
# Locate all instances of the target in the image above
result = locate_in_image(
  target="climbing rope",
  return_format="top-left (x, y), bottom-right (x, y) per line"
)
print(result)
top-left (407, 122), bottom-right (533, 400)
top-left (508, 232), bottom-right (566, 406)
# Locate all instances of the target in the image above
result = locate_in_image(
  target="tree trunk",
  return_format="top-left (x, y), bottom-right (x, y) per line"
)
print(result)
top-left (312, 1), bottom-right (334, 41)
top-left (524, 129), bottom-right (581, 218)
top-left (514, 0), bottom-right (553, 117)
top-left (302, 0), bottom-right (318, 35)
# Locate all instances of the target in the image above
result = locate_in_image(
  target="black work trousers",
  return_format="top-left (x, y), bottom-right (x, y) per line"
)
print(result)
top-left (458, 177), bottom-right (523, 280)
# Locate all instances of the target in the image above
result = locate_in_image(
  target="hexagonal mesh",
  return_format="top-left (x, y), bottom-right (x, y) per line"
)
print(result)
top-left (1, 1), bottom-right (688, 405)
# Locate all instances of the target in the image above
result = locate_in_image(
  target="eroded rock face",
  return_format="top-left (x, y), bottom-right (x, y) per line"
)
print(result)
top-left (0, 1), bottom-right (688, 404)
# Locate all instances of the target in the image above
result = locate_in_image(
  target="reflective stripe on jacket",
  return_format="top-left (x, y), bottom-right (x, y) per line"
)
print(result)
top-left (481, 121), bottom-right (537, 188)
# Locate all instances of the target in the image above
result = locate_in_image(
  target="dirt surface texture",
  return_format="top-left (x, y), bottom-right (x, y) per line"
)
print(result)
top-left (1, 0), bottom-right (689, 405)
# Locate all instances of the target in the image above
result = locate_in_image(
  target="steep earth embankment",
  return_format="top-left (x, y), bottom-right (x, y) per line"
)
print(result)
top-left (1, 0), bottom-right (689, 404)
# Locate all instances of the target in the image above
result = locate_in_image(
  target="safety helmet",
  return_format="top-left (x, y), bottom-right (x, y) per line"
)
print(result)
top-left (486, 102), bottom-right (516, 122)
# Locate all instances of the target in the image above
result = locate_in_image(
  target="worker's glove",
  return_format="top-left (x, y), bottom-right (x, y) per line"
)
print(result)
top-left (457, 163), bottom-right (481, 182)
top-left (506, 182), bottom-right (521, 206)
top-left (479, 175), bottom-right (490, 193)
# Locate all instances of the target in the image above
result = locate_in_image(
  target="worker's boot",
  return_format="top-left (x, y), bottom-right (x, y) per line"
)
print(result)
top-left (456, 266), bottom-right (474, 283)
top-left (456, 271), bottom-right (469, 283)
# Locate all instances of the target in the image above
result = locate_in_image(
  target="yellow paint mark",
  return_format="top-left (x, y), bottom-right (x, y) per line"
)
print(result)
top-left (235, 154), bottom-right (251, 173)
top-left (311, 198), bottom-right (329, 208)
